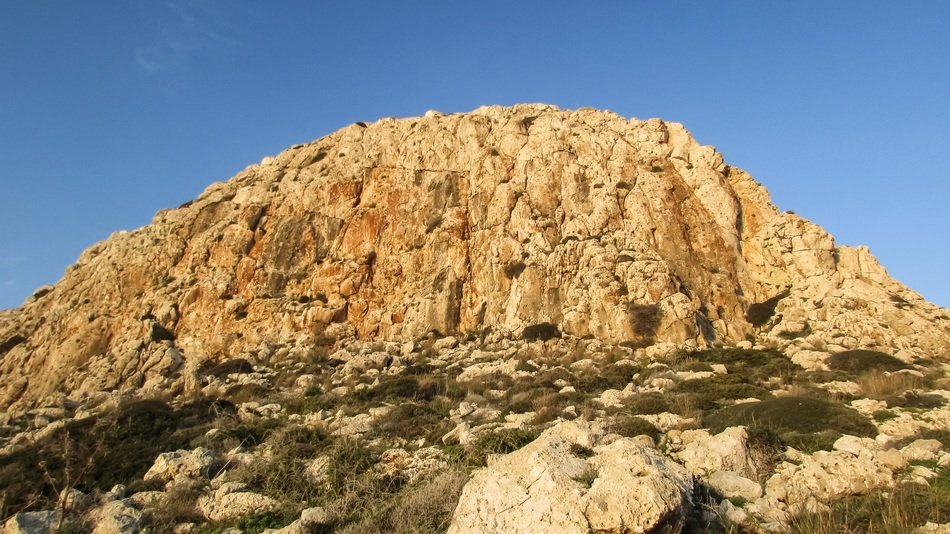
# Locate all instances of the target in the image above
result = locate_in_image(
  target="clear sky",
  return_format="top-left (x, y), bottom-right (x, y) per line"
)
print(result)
top-left (1, 2), bottom-right (948, 310)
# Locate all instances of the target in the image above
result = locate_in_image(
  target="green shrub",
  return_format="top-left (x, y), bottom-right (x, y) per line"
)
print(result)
top-left (622, 392), bottom-right (670, 415)
top-left (204, 358), bottom-right (256, 378)
top-left (0, 398), bottom-right (223, 516)
top-left (884, 391), bottom-right (946, 410)
top-left (706, 396), bottom-right (876, 452)
top-left (826, 350), bottom-right (909, 375)
top-left (462, 429), bottom-right (539, 468)
top-left (673, 375), bottom-right (771, 411)
top-left (371, 403), bottom-right (448, 441)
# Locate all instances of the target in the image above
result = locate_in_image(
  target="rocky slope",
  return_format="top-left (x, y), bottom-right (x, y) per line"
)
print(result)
top-left (1, 104), bottom-right (948, 414)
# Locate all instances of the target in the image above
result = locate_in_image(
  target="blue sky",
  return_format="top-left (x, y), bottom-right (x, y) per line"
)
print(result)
top-left (1, 2), bottom-right (948, 309)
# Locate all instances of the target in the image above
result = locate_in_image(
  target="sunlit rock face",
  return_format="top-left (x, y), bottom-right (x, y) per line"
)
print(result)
top-left (1, 104), bottom-right (948, 412)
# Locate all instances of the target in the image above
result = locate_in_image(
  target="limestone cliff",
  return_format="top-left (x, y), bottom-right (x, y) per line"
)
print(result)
top-left (1, 104), bottom-right (947, 412)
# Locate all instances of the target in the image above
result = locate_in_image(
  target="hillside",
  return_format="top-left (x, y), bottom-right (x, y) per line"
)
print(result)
top-left (1, 105), bottom-right (948, 533)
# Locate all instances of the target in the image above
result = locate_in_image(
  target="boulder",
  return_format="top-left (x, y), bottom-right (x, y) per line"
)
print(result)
top-left (671, 427), bottom-right (753, 477)
top-left (706, 471), bottom-right (763, 501)
top-left (143, 448), bottom-right (215, 485)
top-left (88, 500), bottom-right (144, 534)
top-left (448, 421), bottom-right (693, 533)
top-left (198, 484), bottom-right (279, 522)
top-left (2, 511), bottom-right (61, 534)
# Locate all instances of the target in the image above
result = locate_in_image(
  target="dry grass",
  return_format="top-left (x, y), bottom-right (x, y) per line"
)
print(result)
top-left (856, 370), bottom-right (923, 399)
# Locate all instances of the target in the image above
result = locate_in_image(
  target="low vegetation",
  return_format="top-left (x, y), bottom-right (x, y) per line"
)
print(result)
top-left (0, 338), bottom-right (945, 532)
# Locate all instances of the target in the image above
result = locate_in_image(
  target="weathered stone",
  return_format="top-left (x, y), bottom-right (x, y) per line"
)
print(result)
top-left (706, 470), bottom-right (763, 501)
top-left (198, 485), bottom-right (279, 522)
top-left (143, 448), bottom-right (215, 485)
top-left (672, 427), bottom-right (754, 478)
top-left (2, 105), bottom-right (948, 413)
top-left (448, 421), bottom-right (693, 533)
top-left (2, 511), bottom-right (61, 534)
top-left (89, 500), bottom-right (144, 534)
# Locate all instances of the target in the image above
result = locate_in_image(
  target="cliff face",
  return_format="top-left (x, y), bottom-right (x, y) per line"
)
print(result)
top-left (1, 104), bottom-right (947, 412)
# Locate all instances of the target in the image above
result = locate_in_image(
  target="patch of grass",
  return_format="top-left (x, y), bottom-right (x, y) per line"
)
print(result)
top-left (371, 402), bottom-right (451, 442)
top-left (706, 396), bottom-right (876, 453)
top-left (515, 360), bottom-right (539, 373)
top-left (621, 392), bottom-right (670, 415)
top-left (673, 375), bottom-right (772, 411)
top-left (788, 475), bottom-right (950, 534)
top-left (681, 347), bottom-right (799, 384)
top-left (746, 426), bottom-right (785, 482)
top-left (883, 390), bottom-right (946, 410)
top-left (573, 466), bottom-right (598, 488)
top-left (826, 350), bottom-right (909, 375)
top-left (332, 468), bottom-right (468, 534)
top-left (607, 416), bottom-right (661, 442)
top-left (349, 375), bottom-right (442, 404)
top-left (460, 428), bottom-right (540, 468)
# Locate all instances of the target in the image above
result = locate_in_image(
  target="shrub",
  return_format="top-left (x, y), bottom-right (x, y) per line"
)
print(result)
top-left (522, 323), bottom-right (560, 342)
top-left (746, 289), bottom-right (790, 327)
top-left (608, 416), bottom-right (661, 442)
top-left (623, 392), bottom-right (670, 415)
top-left (371, 403), bottom-right (448, 441)
top-left (204, 358), bottom-right (256, 378)
top-left (706, 396), bottom-right (876, 452)
top-left (826, 350), bottom-right (909, 375)
top-left (673, 375), bottom-right (771, 411)
top-left (0, 398), bottom-right (222, 516)
top-left (503, 261), bottom-right (527, 278)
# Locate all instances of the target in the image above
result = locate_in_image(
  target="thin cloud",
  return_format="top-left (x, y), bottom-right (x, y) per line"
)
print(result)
top-left (0, 281), bottom-right (13, 288)
top-left (0, 256), bottom-right (24, 267)
top-left (133, 1), bottom-right (242, 74)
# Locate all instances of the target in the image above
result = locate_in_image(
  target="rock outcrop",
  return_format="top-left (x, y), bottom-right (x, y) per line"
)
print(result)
top-left (448, 421), bottom-right (693, 533)
top-left (1, 104), bottom-right (948, 412)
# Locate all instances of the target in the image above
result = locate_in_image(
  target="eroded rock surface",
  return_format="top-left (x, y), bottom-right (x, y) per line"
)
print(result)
top-left (1, 104), bottom-right (948, 412)
top-left (448, 421), bottom-right (693, 533)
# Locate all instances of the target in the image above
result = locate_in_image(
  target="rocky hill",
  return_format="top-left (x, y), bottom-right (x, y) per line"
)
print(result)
top-left (1, 105), bottom-right (949, 533)
top-left (1, 104), bottom-right (947, 414)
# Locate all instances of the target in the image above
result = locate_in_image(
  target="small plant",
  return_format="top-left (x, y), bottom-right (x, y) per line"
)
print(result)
top-left (573, 466), bottom-right (599, 489)
top-left (826, 350), bottom-right (909, 375)
top-left (569, 443), bottom-right (595, 458)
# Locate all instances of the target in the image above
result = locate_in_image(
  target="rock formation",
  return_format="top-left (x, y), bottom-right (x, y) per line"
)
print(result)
top-left (1, 104), bottom-right (948, 413)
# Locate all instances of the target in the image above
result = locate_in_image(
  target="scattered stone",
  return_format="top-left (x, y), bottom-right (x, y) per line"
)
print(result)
top-left (143, 448), bottom-right (215, 486)
top-left (88, 500), bottom-right (144, 534)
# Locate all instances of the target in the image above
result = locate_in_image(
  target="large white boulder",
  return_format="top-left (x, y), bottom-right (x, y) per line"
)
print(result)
top-left (448, 421), bottom-right (693, 533)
